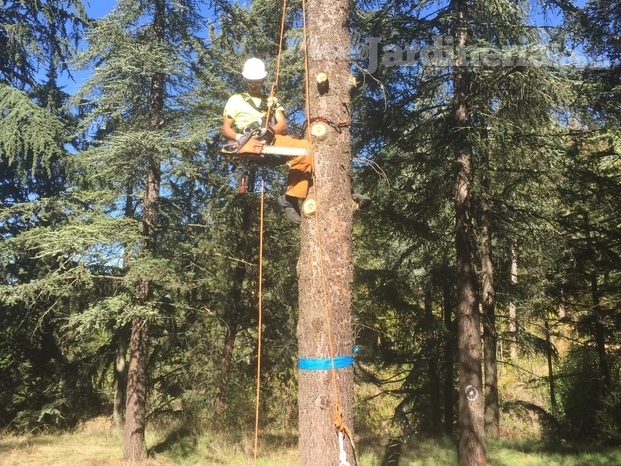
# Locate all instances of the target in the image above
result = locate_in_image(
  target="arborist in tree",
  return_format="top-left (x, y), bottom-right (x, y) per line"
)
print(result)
top-left (222, 57), bottom-right (313, 225)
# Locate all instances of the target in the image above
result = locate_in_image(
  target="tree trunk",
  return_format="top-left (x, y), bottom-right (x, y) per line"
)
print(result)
top-left (426, 284), bottom-right (442, 435)
top-left (215, 324), bottom-right (238, 415)
top-left (480, 169), bottom-right (499, 440)
top-left (123, 315), bottom-right (150, 461)
top-left (215, 174), bottom-right (256, 415)
top-left (298, 0), bottom-right (354, 463)
top-left (544, 319), bottom-right (557, 418)
top-left (114, 325), bottom-right (130, 429)
top-left (123, 0), bottom-right (165, 460)
top-left (583, 212), bottom-right (610, 387)
top-left (453, 1), bottom-right (486, 463)
top-left (116, 186), bottom-right (134, 429)
top-left (509, 242), bottom-right (518, 362)
top-left (443, 272), bottom-right (455, 436)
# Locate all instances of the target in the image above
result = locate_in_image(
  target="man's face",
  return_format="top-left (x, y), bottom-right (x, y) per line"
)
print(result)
top-left (246, 79), bottom-right (264, 95)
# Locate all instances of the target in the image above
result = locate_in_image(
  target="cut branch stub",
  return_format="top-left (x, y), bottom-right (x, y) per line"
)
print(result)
top-left (316, 72), bottom-right (329, 94)
top-left (311, 122), bottom-right (328, 140)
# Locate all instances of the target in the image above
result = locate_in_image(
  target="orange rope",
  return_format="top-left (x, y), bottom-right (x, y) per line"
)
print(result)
top-left (264, 0), bottom-right (289, 127)
top-left (253, 180), bottom-right (265, 465)
top-left (253, 1), bottom-right (289, 460)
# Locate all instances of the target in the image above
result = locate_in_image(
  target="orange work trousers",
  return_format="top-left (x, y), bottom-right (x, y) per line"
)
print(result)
top-left (273, 135), bottom-right (313, 199)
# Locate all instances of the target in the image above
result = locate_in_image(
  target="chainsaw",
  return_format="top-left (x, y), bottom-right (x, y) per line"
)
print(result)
top-left (221, 126), bottom-right (310, 159)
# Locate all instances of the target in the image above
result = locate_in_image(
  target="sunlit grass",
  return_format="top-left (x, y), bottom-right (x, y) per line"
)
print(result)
top-left (1, 421), bottom-right (620, 466)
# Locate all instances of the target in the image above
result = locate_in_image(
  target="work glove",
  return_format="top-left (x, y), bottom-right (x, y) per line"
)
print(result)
top-left (267, 96), bottom-right (279, 109)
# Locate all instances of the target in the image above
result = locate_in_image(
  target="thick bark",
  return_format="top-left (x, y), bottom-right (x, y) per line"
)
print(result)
top-left (123, 0), bottom-right (165, 460)
top-left (480, 171), bottom-right (499, 440)
top-left (298, 0), bottom-right (354, 464)
top-left (453, 1), bottom-right (486, 463)
top-left (123, 315), bottom-right (149, 461)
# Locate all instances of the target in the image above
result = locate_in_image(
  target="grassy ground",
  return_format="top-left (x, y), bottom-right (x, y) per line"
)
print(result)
top-left (1, 420), bottom-right (620, 466)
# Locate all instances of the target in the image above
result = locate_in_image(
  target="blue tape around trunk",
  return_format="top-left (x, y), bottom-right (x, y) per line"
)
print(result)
top-left (298, 355), bottom-right (354, 371)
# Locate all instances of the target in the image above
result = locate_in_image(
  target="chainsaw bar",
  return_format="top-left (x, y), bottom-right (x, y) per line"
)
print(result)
top-left (222, 138), bottom-right (310, 158)
top-left (259, 145), bottom-right (310, 156)
top-left (221, 142), bottom-right (310, 157)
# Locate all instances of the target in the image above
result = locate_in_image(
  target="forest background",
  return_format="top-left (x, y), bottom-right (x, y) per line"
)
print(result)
top-left (1, 0), bottom-right (621, 464)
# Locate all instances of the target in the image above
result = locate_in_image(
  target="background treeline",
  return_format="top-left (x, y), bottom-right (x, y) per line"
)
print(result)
top-left (1, 0), bottom-right (620, 449)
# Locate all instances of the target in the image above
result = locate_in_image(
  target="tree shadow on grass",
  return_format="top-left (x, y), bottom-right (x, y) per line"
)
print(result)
top-left (148, 425), bottom-right (200, 460)
top-left (380, 438), bottom-right (403, 466)
top-left (356, 435), bottom-right (404, 466)
top-left (147, 425), bottom-right (299, 464)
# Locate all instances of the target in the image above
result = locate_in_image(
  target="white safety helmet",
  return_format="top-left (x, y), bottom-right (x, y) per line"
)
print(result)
top-left (242, 58), bottom-right (268, 80)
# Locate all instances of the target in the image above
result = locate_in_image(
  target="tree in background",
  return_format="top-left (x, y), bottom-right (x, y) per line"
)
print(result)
top-left (0, 0), bottom-right (87, 428)
top-left (70, 0), bottom-right (207, 459)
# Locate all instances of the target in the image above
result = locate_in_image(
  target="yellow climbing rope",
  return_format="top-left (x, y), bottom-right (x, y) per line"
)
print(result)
top-left (253, 180), bottom-right (265, 465)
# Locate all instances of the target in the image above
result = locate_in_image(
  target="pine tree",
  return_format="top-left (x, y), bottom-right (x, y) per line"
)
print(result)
top-left (70, 0), bottom-right (207, 458)
top-left (0, 0), bottom-right (88, 429)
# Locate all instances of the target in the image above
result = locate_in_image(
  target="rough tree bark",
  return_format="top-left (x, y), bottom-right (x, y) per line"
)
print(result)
top-left (123, 0), bottom-right (165, 460)
top-left (453, 0), bottom-right (486, 463)
top-left (297, 0), bottom-right (355, 463)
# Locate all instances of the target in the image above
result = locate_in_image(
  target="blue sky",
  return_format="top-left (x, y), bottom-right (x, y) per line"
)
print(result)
top-left (84, 1), bottom-right (115, 19)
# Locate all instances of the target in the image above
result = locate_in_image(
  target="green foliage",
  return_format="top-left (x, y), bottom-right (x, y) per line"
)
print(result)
top-left (1, 0), bottom-right (621, 459)
top-left (0, 84), bottom-right (66, 175)
top-left (556, 347), bottom-right (621, 442)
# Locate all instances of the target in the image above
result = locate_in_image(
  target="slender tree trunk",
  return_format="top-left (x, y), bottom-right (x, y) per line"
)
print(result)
top-left (443, 273), bottom-right (455, 436)
top-left (215, 174), bottom-right (255, 415)
top-left (453, 1), bottom-right (486, 463)
top-left (114, 325), bottom-right (130, 429)
top-left (215, 324), bottom-right (237, 415)
top-left (583, 213), bottom-right (610, 387)
top-left (298, 1), bottom-right (354, 463)
top-left (509, 242), bottom-right (518, 362)
top-left (116, 187), bottom-right (134, 429)
top-left (544, 319), bottom-right (557, 418)
top-left (426, 284), bottom-right (442, 435)
top-left (480, 169), bottom-right (499, 440)
top-left (123, 1), bottom-right (165, 460)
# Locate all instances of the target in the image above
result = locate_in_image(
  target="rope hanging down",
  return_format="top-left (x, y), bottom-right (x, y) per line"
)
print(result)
top-left (253, 0), bottom-right (288, 463)
top-left (253, 180), bottom-right (265, 466)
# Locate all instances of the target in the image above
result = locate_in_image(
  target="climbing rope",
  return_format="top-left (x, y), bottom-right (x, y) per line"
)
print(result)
top-left (263, 0), bottom-right (288, 128)
top-left (253, 180), bottom-right (265, 466)
top-left (253, 2), bottom-right (289, 463)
